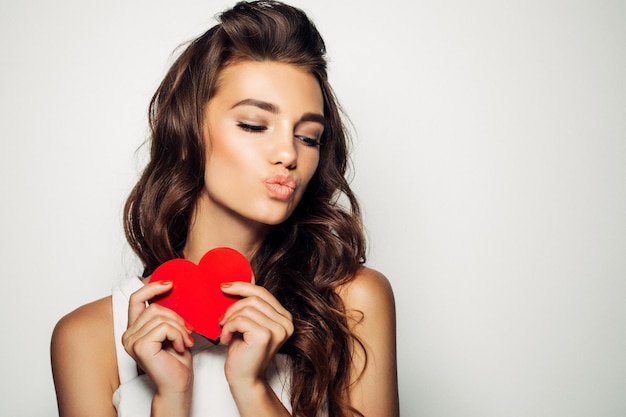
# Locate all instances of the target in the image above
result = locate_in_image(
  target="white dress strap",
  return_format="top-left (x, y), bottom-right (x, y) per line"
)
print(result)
top-left (111, 276), bottom-right (144, 384)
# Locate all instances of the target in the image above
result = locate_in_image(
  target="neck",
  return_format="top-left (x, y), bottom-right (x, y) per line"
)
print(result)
top-left (183, 192), bottom-right (271, 264)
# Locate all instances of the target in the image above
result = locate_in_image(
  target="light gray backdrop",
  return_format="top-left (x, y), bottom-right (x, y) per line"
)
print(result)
top-left (1, 0), bottom-right (625, 416)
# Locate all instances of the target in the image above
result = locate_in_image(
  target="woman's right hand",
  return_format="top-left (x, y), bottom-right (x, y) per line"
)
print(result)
top-left (122, 280), bottom-right (195, 415)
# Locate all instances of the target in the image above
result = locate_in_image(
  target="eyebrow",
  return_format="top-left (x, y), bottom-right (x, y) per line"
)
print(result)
top-left (232, 98), bottom-right (325, 126)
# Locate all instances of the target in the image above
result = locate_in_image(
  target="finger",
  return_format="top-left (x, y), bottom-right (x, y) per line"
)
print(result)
top-left (129, 302), bottom-right (192, 333)
top-left (128, 280), bottom-right (174, 325)
top-left (127, 305), bottom-right (194, 348)
top-left (132, 321), bottom-right (194, 356)
top-left (219, 314), bottom-right (273, 346)
top-left (219, 295), bottom-right (292, 336)
top-left (220, 282), bottom-right (292, 321)
top-left (124, 318), bottom-right (195, 358)
top-left (219, 306), bottom-right (292, 346)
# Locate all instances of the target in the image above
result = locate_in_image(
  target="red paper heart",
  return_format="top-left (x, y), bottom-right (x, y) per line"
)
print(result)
top-left (148, 247), bottom-right (252, 341)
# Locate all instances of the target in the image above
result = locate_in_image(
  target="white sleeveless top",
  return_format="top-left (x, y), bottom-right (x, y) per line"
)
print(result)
top-left (111, 277), bottom-right (293, 416)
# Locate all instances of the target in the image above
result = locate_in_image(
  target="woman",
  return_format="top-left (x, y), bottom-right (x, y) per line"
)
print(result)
top-left (51, 1), bottom-right (398, 416)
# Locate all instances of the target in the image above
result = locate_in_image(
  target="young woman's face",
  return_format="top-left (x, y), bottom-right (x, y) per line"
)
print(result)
top-left (201, 60), bottom-right (324, 228)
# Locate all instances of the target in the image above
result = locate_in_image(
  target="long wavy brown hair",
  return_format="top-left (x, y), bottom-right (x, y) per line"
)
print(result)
top-left (123, 1), bottom-right (366, 415)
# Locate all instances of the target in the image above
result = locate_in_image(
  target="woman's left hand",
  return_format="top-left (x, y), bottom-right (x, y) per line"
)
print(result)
top-left (218, 282), bottom-right (294, 394)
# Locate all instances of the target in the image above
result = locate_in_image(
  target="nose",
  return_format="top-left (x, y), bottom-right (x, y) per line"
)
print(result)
top-left (269, 127), bottom-right (297, 169)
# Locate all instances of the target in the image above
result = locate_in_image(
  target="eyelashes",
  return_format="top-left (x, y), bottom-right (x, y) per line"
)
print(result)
top-left (296, 135), bottom-right (322, 147)
top-left (237, 122), bottom-right (267, 133)
top-left (236, 122), bottom-right (322, 147)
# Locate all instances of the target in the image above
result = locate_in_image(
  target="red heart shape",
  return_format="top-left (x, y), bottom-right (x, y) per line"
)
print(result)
top-left (148, 247), bottom-right (252, 342)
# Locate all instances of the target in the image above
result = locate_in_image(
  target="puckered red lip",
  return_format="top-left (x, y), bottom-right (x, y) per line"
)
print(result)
top-left (263, 174), bottom-right (297, 200)
top-left (263, 174), bottom-right (296, 189)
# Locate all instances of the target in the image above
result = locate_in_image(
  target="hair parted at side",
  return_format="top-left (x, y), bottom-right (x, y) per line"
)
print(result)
top-left (124, 2), bottom-right (366, 416)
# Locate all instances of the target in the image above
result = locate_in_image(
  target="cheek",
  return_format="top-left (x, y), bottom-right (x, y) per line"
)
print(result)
top-left (302, 152), bottom-right (320, 183)
top-left (204, 126), bottom-right (249, 169)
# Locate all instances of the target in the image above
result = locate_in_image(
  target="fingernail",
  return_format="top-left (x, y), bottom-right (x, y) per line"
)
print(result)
top-left (185, 322), bottom-right (194, 332)
top-left (160, 280), bottom-right (172, 285)
top-left (220, 282), bottom-right (232, 288)
top-left (188, 334), bottom-right (195, 344)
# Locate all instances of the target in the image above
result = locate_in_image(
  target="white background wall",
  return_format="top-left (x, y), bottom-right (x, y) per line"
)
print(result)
top-left (1, 1), bottom-right (625, 416)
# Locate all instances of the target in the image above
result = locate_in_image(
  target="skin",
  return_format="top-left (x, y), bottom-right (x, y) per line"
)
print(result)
top-left (51, 61), bottom-right (398, 417)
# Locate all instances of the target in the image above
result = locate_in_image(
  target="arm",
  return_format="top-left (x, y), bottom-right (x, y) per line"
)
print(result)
top-left (122, 281), bottom-right (196, 417)
top-left (219, 282), bottom-right (294, 417)
top-left (51, 282), bottom-right (196, 417)
top-left (339, 267), bottom-right (399, 417)
top-left (51, 297), bottom-right (119, 417)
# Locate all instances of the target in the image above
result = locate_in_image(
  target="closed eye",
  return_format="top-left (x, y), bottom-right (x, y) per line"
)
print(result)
top-left (237, 122), bottom-right (267, 133)
top-left (297, 135), bottom-right (322, 147)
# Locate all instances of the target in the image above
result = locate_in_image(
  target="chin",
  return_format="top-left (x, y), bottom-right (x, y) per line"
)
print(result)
top-left (258, 214), bottom-right (292, 227)
top-left (247, 202), bottom-right (298, 226)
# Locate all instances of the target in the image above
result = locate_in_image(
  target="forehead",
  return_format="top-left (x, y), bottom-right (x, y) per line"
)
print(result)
top-left (211, 60), bottom-right (324, 114)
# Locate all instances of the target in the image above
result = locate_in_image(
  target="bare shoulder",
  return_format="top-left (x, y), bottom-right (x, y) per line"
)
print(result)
top-left (338, 267), bottom-right (399, 416)
top-left (51, 297), bottom-right (119, 416)
top-left (338, 266), bottom-right (395, 313)
top-left (52, 296), bottom-right (115, 351)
